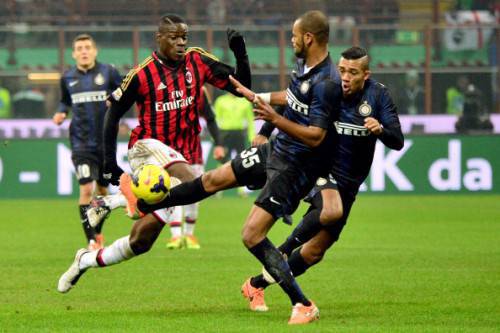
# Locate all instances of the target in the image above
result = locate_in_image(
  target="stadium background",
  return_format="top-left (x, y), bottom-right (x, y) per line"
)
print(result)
top-left (0, 0), bottom-right (498, 197)
top-left (0, 1), bottom-right (499, 332)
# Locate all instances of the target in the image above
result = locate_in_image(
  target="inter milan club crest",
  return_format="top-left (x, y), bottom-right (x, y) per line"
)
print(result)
top-left (185, 70), bottom-right (193, 84)
top-left (358, 100), bottom-right (372, 116)
top-left (300, 80), bottom-right (310, 94)
top-left (94, 73), bottom-right (105, 85)
top-left (316, 177), bottom-right (327, 186)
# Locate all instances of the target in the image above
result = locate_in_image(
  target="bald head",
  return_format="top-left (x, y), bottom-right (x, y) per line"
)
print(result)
top-left (296, 10), bottom-right (329, 45)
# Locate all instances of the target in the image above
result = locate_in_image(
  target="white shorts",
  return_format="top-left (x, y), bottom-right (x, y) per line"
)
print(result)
top-left (128, 138), bottom-right (187, 172)
top-left (128, 138), bottom-right (187, 223)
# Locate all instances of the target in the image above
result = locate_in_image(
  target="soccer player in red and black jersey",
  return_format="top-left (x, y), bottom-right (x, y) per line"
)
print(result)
top-left (57, 14), bottom-right (250, 294)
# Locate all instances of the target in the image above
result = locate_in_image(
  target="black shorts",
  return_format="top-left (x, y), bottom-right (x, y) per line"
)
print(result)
top-left (72, 151), bottom-right (106, 186)
top-left (305, 173), bottom-right (356, 242)
top-left (255, 153), bottom-right (316, 219)
top-left (230, 142), bottom-right (271, 190)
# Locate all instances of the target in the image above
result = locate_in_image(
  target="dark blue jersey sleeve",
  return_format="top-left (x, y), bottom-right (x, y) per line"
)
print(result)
top-left (58, 76), bottom-right (71, 113)
top-left (309, 79), bottom-right (339, 129)
top-left (377, 84), bottom-right (404, 150)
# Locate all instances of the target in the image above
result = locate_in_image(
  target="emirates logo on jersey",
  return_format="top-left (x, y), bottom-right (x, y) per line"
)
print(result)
top-left (155, 96), bottom-right (195, 112)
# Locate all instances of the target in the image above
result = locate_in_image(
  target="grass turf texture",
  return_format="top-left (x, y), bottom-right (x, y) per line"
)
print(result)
top-left (0, 196), bottom-right (498, 332)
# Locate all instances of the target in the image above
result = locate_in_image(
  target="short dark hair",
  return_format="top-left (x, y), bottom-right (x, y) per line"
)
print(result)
top-left (72, 33), bottom-right (96, 49)
top-left (297, 10), bottom-right (329, 44)
top-left (159, 14), bottom-right (186, 29)
top-left (341, 46), bottom-right (368, 60)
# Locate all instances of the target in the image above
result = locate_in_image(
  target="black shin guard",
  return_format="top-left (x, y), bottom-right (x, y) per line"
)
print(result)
top-left (249, 238), bottom-right (310, 306)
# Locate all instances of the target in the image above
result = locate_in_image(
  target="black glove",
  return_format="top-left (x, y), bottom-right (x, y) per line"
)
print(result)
top-left (103, 161), bottom-right (124, 186)
top-left (227, 28), bottom-right (246, 58)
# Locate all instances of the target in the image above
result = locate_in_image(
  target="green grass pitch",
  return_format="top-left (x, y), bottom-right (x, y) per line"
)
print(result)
top-left (0, 195), bottom-right (499, 332)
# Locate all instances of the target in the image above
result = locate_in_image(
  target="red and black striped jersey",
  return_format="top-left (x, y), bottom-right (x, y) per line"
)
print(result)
top-left (110, 48), bottom-right (234, 164)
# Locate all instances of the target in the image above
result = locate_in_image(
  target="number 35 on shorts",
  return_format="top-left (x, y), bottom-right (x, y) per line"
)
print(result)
top-left (240, 147), bottom-right (260, 168)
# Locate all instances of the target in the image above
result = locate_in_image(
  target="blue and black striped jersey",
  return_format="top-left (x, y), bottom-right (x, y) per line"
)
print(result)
top-left (330, 78), bottom-right (403, 194)
top-left (59, 62), bottom-right (122, 152)
top-left (273, 55), bottom-right (341, 170)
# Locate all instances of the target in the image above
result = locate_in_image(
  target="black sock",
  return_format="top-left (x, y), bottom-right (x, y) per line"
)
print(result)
top-left (250, 248), bottom-right (312, 290)
top-left (278, 209), bottom-right (322, 256)
top-left (95, 220), bottom-right (103, 234)
top-left (249, 238), bottom-right (310, 306)
top-left (250, 274), bottom-right (270, 289)
top-left (139, 176), bottom-right (213, 212)
top-left (79, 205), bottom-right (96, 242)
top-left (288, 249), bottom-right (312, 278)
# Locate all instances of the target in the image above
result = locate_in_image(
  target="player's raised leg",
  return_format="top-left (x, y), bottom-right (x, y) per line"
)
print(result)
top-left (58, 212), bottom-right (168, 293)
top-left (137, 161), bottom-right (240, 213)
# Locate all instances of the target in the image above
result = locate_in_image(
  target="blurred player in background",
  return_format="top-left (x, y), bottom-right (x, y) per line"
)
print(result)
top-left (52, 33), bottom-right (122, 250)
top-left (165, 86), bottom-right (225, 250)
top-left (58, 14), bottom-right (251, 294)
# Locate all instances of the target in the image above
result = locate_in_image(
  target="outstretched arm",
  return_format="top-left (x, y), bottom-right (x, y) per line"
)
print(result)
top-left (229, 75), bottom-right (286, 105)
top-left (225, 29), bottom-right (251, 95)
top-left (252, 96), bottom-right (326, 147)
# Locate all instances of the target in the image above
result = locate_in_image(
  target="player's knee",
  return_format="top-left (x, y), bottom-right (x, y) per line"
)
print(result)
top-left (79, 183), bottom-right (93, 201)
top-left (320, 205), bottom-right (343, 225)
top-left (201, 170), bottom-right (219, 192)
top-left (202, 166), bottom-right (231, 193)
top-left (241, 226), bottom-right (261, 248)
top-left (129, 235), bottom-right (153, 255)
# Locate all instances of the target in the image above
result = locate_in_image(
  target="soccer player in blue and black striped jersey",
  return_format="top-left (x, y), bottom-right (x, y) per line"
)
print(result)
top-left (246, 46), bottom-right (404, 310)
top-left (234, 11), bottom-right (341, 324)
top-left (53, 34), bottom-right (122, 250)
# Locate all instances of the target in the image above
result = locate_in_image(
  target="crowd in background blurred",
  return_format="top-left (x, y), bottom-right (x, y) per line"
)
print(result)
top-left (0, 0), bottom-right (498, 130)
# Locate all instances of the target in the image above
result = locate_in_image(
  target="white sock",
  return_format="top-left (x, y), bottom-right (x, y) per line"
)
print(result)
top-left (103, 193), bottom-right (128, 210)
top-left (79, 236), bottom-right (134, 269)
top-left (169, 224), bottom-right (183, 238)
top-left (184, 219), bottom-right (196, 236)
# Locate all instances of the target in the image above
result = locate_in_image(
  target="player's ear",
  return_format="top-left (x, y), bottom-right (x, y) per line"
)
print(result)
top-left (364, 70), bottom-right (371, 81)
top-left (304, 32), bottom-right (314, 46)
top-left (155, 32), bottom-right (162, 44)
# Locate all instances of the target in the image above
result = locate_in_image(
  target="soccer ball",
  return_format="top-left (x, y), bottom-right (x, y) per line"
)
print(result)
top-left (130, 164), bottom-right (171, 204)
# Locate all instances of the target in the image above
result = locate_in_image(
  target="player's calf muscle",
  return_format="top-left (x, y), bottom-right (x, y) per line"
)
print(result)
top-left (129, 215), bottom-right (164, 254)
